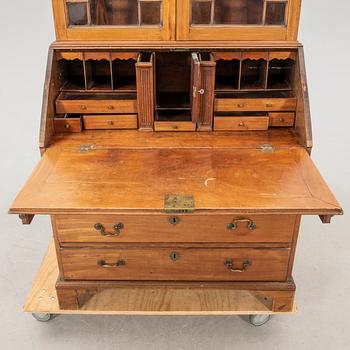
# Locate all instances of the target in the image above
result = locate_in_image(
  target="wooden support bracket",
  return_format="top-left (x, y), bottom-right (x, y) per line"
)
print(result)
top-left (319, 215), bottom-right (334, 224)
top-left (19, 214), bottom-right (35, 225)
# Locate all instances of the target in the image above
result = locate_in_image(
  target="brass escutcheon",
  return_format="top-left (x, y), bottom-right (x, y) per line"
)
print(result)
top-left (169, 216), bottom-right (180, 225)
top-left (170, 251), bottom-right (180, 261)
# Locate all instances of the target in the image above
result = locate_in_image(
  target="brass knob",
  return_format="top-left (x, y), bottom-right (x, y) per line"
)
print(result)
top-left (65, 123), bottom-right (71, 129)
top-left (199, 89), bottom-right (205, 95)
top-left (107, 120), bottom-right (114, 126)
top-left (80, 105), bottom-right (87, 110)
top-left (278, 118), bottom-right (285, 122)
top-left (238, 121), bottom-right (245, 127)
top-left (107, 105), bottom-right (114, 110)
top-left (237, 104), bottom-right (245, 108)
top-left (266, 103), bottom-right (273, 108)
top-left (172, 125), bottom-right (178, 130)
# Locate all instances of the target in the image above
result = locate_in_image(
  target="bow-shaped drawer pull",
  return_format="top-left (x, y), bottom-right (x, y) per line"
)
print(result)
top-left (224, 259), bottom-right (252, 273)
top-left (227, 218), bottom-right (257, 231)
top-left (97, 259), bottom-right (126, 268)
top-left (94, 223), bottom-right (124, 237)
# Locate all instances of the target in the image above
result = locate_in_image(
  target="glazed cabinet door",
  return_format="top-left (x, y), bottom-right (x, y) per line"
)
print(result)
top-left (53, 0), bottom-right (176, 40)
top-left (176, 0), bottom-right (301, 41)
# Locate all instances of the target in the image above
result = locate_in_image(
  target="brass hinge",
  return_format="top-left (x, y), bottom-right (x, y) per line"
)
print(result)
top-left (79, 144), bottom-right (94, 153)
top-left (164, 195), bottom-right (195, 214)
top-left (259, 144), bottom-right (274, 153)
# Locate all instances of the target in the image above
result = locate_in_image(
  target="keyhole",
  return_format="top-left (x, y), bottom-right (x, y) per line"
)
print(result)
top-left (169, 216), bottom-right (180, 225)
top-left (170, 251), bottom-right (180, 261)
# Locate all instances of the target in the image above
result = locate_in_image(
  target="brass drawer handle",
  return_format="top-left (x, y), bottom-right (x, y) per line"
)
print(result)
top-left (224, 259), bottom-right (252, 273)
top-left (97, 259), bottom-right (126, 268)
top-left (266, 103), bottom-right (273, 108)
top-left (80, 105), bottom-right (87, 110)
top-left (94, 223), bottom-right (124, 237)
top-left (237, 103), bottom-right (245, 108)
top-left (65, 123), bottom-right (71, 129)
top-left (227, 218), bottom-right (257, 231)
top-left (107, 105), bottom-right (114, 110)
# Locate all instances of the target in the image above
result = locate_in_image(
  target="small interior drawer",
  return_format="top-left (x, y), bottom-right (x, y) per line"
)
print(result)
top-left (269, 112), bottom-right (295, 127)
top-left (54, 115), bottom-right (82, 133)
top-left (154, 121), bottom-right (196, 132)
top-left (214, 98), bottom-right (297, 112)
top-left (56, 92), bottom-right (137, 114)
top-left (214, 115), bottom-right (269, 131)
top-left (83, 114), bottom-right (138, 130)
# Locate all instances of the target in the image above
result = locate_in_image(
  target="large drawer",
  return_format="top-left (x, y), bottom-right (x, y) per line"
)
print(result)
top-left (55, 214), bottom-right (297, 243)
top-left (56, 92), bottom-right (137, 114)
top-left (214, 98), bottom-right (297, 112)
top-left (61, 247), bottom-right (290, 281)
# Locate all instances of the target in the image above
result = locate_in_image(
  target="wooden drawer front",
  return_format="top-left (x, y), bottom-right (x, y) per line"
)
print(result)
top-left (56, 97), bottom-right (137, 114)
top-left (269, 112), bottom-right (295, 127)
top-left (83, 115), bottom-right (138, 130)
top-left (154, 121), bottom-right (197, 132)
top-left (214, 98), bottom-right (297, 112)
top-left (54, 118), bottom-right (82, 133)
top-left (55, 215), bottom-right (296, 243)
top-left (214, 116), bottom-right (269, 131)
top-left (61, 247), bottom-right (290, 281)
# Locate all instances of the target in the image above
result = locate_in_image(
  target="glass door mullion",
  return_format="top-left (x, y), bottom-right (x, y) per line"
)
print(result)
top-left (210, 0), bottom-right (215, 25)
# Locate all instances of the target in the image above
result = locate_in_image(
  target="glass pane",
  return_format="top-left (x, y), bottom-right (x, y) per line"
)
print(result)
top-left (192, 1), bottom-right (212, 25)
top-left (91, 0), bottom-right (138, 25)
top-left (67, 2), bottom-right (88, 26)
top-left (265, 2), bottom-right (287, 25)
top-left (214, 0), bottom-right (263, 25)
top-left (67, 0), bottom-right (163, 26)
top-left (140, 1), bottom-right (161, 25)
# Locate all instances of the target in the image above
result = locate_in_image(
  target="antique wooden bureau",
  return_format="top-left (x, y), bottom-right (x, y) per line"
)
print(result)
top-left (10, 0), bottom-right (342, 321)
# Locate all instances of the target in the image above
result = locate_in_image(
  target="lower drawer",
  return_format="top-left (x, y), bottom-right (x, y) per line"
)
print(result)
top-left (83, 114), bottom-right (138, 130)
top-left (55, 214), bottom-right (297, 243)
top-left (61, 247), bottom-right (290, 281)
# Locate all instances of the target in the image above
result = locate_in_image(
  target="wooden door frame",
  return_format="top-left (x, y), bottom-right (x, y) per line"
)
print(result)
top-left (176, 0), bottom-right (301, 41)
top-left (52, 0), bottom-right (176, 41)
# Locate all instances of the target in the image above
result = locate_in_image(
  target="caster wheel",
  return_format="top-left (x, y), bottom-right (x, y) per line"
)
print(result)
top-left (32, 313), bottom-right (56, 322)
top-left (248, 314), bottom-right (271, 327)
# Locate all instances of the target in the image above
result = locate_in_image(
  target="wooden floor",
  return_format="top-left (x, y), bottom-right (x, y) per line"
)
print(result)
top-left (24, 242), bottom-right (296, 315)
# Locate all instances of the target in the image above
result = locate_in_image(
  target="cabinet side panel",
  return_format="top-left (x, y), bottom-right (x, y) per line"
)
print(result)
top-left (294, 47), bottom-right (313, 149)
top-left (39, 48), bottom-right (58, 151)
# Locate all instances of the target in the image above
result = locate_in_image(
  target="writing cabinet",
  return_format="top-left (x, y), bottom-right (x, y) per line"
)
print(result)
top-left (10, 0), bottom-right (342, 325)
